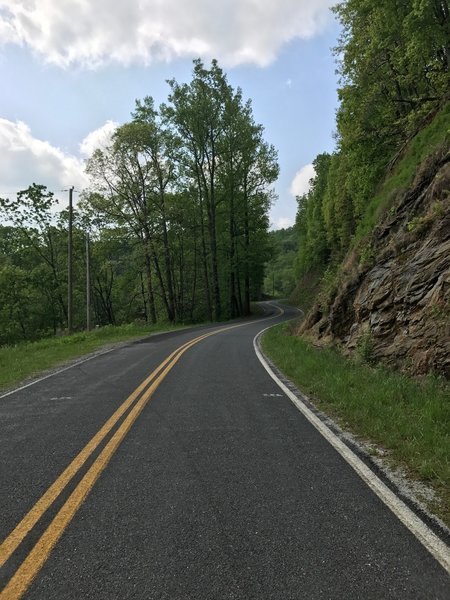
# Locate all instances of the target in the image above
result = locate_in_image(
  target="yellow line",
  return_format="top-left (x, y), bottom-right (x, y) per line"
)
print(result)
top-left (0, 305), bottom-right (284, 598)
top-left (0, 333), bottom-right (215, 600)
top-left (0, 330), bottom-right (212, 568)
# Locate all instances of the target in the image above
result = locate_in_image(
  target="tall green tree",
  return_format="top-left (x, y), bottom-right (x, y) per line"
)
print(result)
top-left (0, 185), bottom-right (69, 331)
top-left (163, 59), bottom-right (232, 319)
top-left (85, 112), bottom-right (169, 323)
top-left (163, 60), bottom-right (278, 317)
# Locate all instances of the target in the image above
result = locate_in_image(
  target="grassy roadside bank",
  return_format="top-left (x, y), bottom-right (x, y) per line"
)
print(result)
top-left (262, 323), bottom-right (450, 526)
top-left (0, 322), bottom-right (190, 393)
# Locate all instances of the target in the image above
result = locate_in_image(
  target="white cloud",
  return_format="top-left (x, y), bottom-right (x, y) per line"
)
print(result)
top-left (290, 163), bottom-right (315, 198)
top-left (0, 0), bottom-right (334, 68)
top-left (273, 216), bottom-right (295, 230)
top-left (79, 120), bottom-right (118, 158)
top-left (0, 119), bottom-right (89, 201)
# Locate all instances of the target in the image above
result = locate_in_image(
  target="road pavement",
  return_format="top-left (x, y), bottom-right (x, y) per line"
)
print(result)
top-left (0, 303), bottom-right (449, 599)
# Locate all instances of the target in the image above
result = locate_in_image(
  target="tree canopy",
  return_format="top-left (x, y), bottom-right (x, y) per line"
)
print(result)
top-left (294, 0), bottom-right (449, 285)
top-left (0, 60), bottom-right (278, 344)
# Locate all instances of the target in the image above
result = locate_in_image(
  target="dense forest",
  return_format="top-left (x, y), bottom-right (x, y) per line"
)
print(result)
top-left (0, 60), bottom-right (278, 345)
top-left (294, 0), bottom-right (449, 297)
top-left (263, 227), bottom-right (298, 299)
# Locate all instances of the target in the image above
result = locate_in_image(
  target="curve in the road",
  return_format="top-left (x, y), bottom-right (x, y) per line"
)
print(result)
top-left (0, 305), bottom-right (284, 600)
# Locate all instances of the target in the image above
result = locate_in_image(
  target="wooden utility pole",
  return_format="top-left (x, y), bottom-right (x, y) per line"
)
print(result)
top-left (86, 231), bottom-right (91, 331)
top-left (67, 186), bottom-right (74, 333)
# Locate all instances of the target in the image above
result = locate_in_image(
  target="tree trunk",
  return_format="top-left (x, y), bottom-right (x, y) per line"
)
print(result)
top-left (243, 179), bottom-right (251, 316)
top-left (139, 271), bottom-right (148, 322)
top-left (235, 237), bottom-right (243, 316)
top-left (151, 242), bottom-right (174, 322)
top-left (228, 186), bottom-right (238, 318)
top-left (190, 235), bottom-right (198, 321)
top-left (160, 195), bottom-right (177, 321)
top-left (144, 244), bottom-right (157, 324)
top-left (199, 193), bottom-right (213, 321)
top-left (208, 168), bottom-right (221, 321)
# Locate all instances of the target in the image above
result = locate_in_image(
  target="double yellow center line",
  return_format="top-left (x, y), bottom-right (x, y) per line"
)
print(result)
top-left (0, 307), bottom-right (283, 599)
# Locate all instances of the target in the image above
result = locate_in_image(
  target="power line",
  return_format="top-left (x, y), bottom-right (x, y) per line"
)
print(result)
top-left (0, 188), bottom-right (83, 195)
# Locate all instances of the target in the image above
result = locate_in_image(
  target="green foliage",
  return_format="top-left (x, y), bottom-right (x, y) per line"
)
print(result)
top-left (0, 186), bottom-right (73, 342)
top-left (355, 328), bottom-right (376, 365)
top-left (288, 269), bottom-right (323, 312)
top-left (161, 59), bottom-right (278, 318)
top-left (355, 101), bottom-right (450, 241)
top-left (315, 263), bottom-right (342, 313)
top-left (358, 242), bottom-right (375, 269)
top-left (263, 226), bottom-right (298, 298)
top-left (295, 153), bottom-right (331, 276)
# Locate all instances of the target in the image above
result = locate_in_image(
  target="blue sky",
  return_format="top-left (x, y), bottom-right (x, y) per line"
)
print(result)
top-left (0, 0), bottom-right (340, 229)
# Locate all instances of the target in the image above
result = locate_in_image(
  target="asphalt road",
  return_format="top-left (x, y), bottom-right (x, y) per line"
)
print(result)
top-left (0, 303), bottom-right (448, 599)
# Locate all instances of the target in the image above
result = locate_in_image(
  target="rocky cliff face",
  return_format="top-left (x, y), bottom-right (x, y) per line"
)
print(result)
top-left (299, 147), bottom-right (450, 377)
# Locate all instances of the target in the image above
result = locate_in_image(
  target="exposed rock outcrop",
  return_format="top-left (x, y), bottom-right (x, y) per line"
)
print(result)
top-left (301, 149), bottom-right (450, 377)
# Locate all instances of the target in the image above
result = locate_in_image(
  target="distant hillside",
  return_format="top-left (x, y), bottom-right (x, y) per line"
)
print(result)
top-left (263, 226), bottom-right (298, 298)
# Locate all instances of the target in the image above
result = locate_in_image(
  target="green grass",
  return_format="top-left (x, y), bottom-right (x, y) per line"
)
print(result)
top-left (356, 101), bottom-right (450, 242)
top-left (262, 323), bottom-right (450, 525)
top-left (0, 322), bottom-right (190, 392)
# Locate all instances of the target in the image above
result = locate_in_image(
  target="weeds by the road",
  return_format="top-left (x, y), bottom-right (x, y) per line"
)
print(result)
top-left (262, 323), bottom-right (450, 526)
top-left (0, 322), bottom-right (188, 392)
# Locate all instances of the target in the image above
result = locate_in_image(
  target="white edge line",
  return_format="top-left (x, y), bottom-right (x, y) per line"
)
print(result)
top-left (0, 347), bottom-right (117, 400)
top-left (253, 321), bottom-right (450, 575)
